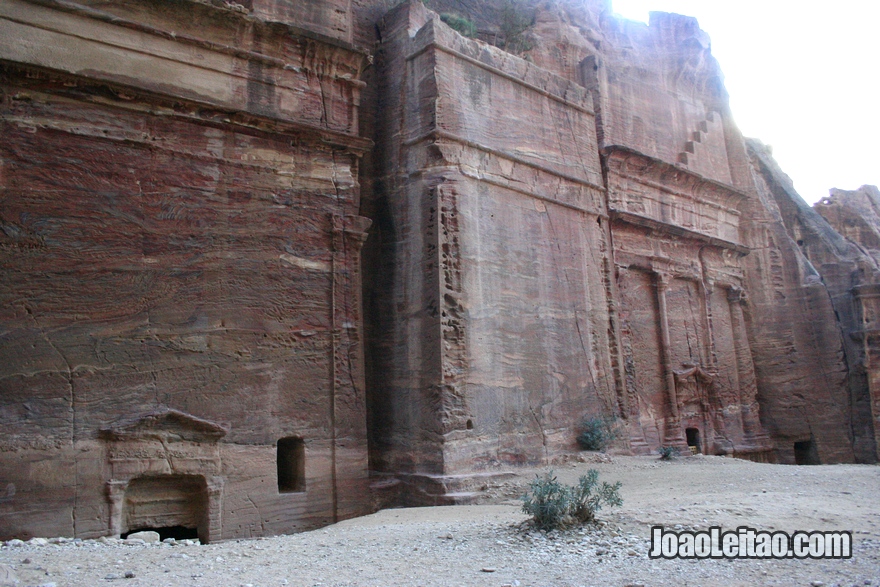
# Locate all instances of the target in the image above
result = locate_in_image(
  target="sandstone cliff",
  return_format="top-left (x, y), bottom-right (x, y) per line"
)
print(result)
top-left (747, 141), bottom-right (879, 463)
top-left (0, 0), bottom-right (877, 541)
top-left (0, 0), bottom-right (373, 540)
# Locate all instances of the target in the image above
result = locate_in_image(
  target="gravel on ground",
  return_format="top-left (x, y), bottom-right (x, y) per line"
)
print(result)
top-left (2, 455), bottom-right (878, 587)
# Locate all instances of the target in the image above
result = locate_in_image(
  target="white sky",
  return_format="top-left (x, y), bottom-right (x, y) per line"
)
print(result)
top-left (610, 0), bottom-right (879, 204)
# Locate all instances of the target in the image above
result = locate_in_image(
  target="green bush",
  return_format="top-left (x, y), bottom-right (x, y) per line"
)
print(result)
top-left (577, 416), bottom-right (617, 451)
top-left (499, 0), bottom-right (533, 53)
top-left (521, 470), bottom-right (622, 530)
top-left (440, 13), bottom-right (477, 38)
top-left (569, 469), bottom-right (623, 524)
top-left (658, 445), bottom-right (679, 460)
top-left (520, 471), bottom-right (571, 531)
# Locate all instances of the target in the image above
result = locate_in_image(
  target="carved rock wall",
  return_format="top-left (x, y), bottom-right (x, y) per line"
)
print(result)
top-left (0, 0), bottom-right (371, 540)
top-left (747, 142), bottom-right (878, 463)
top-left (573, 10), bottom-right (771, 458)
top-left (367, 3), bottom-right (616, 500)
top-left (606, 150), bottom-right (770, 457)
top-left (365, 0), bottom-right (871, 491)
top-left (526, 1), bottom-right (866, 466)
top-left (742, 141), bottom-right (859, 463)
top-left (2, 0), bottom-right (878, 540)
top-left (811, 184), bottom-right (880, 462)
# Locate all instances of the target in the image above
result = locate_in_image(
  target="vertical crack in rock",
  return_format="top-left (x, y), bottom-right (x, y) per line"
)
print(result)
top-left (543, 205), bottom-right (601, 406)
top-left (527, 403), bottom-right (548, 459)
top-left (23, 304), bottom-right (78, 533)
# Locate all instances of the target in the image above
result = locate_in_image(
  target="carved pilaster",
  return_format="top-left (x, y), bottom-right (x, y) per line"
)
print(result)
top-left (436, 184), bottom-right (470, 434)
top-left (655, 273), bottom-right (677, 415)
top-left (106, 479), bottom-right (129, 537)
top-left (204, 477), bottom-right (225, 544)
top-left (698, 277), bottom-right (717, 370)
top-left (330, 213), bottom-right (372, 522)
top-left (655, 272), bottom-right (684, 445)
top-left (727, 287), bottom-right (771, 449)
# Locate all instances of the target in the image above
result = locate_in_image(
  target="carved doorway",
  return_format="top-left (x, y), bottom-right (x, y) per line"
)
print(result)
top-left (794, 438), bottom-right (820, 465)
top-left (673, 364), bottom-right (715, 453)
top-left (123, 475), bottom-right (208, 542)
top-left (686, 427), bottom-right (701, 454)
top-left (101, 409), bottom-right (227, 542)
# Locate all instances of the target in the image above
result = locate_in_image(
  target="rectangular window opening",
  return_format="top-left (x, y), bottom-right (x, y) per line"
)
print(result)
top-left (277, 437), bottom-right (305, 492)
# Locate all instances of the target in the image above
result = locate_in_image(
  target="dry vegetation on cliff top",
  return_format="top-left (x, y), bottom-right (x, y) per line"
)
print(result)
top-left (2, 455), bottom-right (879, 587)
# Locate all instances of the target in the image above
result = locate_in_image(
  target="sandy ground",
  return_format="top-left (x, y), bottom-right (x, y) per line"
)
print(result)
top-left (2, 454), bottom-right (879, 587)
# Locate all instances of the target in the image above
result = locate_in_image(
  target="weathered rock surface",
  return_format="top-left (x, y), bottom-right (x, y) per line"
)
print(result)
top-left (740, 144), bottom-right (854, 463)
top-left (0, 563), bottom-right (19, 587)
top-left (0, 0), bottom-right (372, 541)
top-left (362, 0), bottom-right (877, 494)
top-left (368, 1), bottom-right (614, 495)
top-left (748, 141), bottom-right (878, 463)
top-left (813, 185), bottom-right (880, 461)
top-left (1, 0), bottom-right (878, 541)
top-left (816, 185), bottom-right (880, 265)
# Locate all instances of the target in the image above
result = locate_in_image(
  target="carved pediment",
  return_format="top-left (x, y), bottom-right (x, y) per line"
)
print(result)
top-left (100, 409), bottom-right (228, 443)
top-left (673, 363), bottom-right (715, 384)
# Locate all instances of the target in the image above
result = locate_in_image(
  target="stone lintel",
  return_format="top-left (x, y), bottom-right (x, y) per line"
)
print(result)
top-left (604, 145), bottom-right (748, 203)
top-left (852, 284), bottom-right (880, 298)
top-left (610, 209), bottom-right (749, 255)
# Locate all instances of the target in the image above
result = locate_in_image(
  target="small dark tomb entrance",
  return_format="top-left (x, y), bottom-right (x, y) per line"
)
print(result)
top-left (794, 438), bottom-right (820, 465)
top-left (686, 427), bottom-right (701, 454)
top-left (123, 474), bottom-right (209, 543)
top-left (277, 436), bottom-right (305, 492)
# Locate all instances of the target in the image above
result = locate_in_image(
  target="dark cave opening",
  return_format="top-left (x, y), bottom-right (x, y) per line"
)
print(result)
top-left (122, 525), bottom-right (200, 542)
top-left (794, 439), bottom-right (820, 465)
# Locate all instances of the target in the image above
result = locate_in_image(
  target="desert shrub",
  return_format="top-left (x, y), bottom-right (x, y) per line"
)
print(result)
top-left (499, 0), bottom-right (533, 53)
top-left (521, 470), bottom-right (622, 530)
top-left (569, 469), bottom-right (623, 524)
top-left (520, 471), bottom-right (571, 530)
top-left (440, 13), bottom-right (477, 38)
top-left (658, 445), bottom-right (679, 460)
top-left (577, 416), bottom-right (618, 451)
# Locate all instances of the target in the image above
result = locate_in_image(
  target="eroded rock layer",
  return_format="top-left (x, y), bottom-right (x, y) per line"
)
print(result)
top-left (0, 0), bottom-right (372, 540)
top-left (368, 3), bottom-right (616, 502)
top-left (1, 0), bottom-right (877, 539)
top-left (363, 0), bottom-right (875, 491)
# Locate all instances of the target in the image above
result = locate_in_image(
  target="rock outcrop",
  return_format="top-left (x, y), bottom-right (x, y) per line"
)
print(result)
top-left (368, 2), bottom-right (616, 502)
top-left (0, 0), bottom-right (373, 540)
top-left (0, 0), bottom-right (877, 540)
top-left (813, 186), bottom-right (880, 463)
top-left (748, 140), bottom-right (880, 463)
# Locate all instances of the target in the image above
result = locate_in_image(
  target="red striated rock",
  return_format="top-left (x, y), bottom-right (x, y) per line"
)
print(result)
top-left (369, 2), bottom-right (614, 496)
top-left (815, 185), bottom-right (880, 263)
top-left (810, 184), bottom-right (880, 461)
top-left (743, 140), bottom-right (857, 464)
top-left (364, 0), bottom-right (776, 502)
top-left (0, 0), bottom-right (371, 541)
top-left (363, 0), bottom-right (873, 498)
top-left (746, 142), bottom-right (879, 463)
top-left (1, 0), bottom-right (877, 539)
